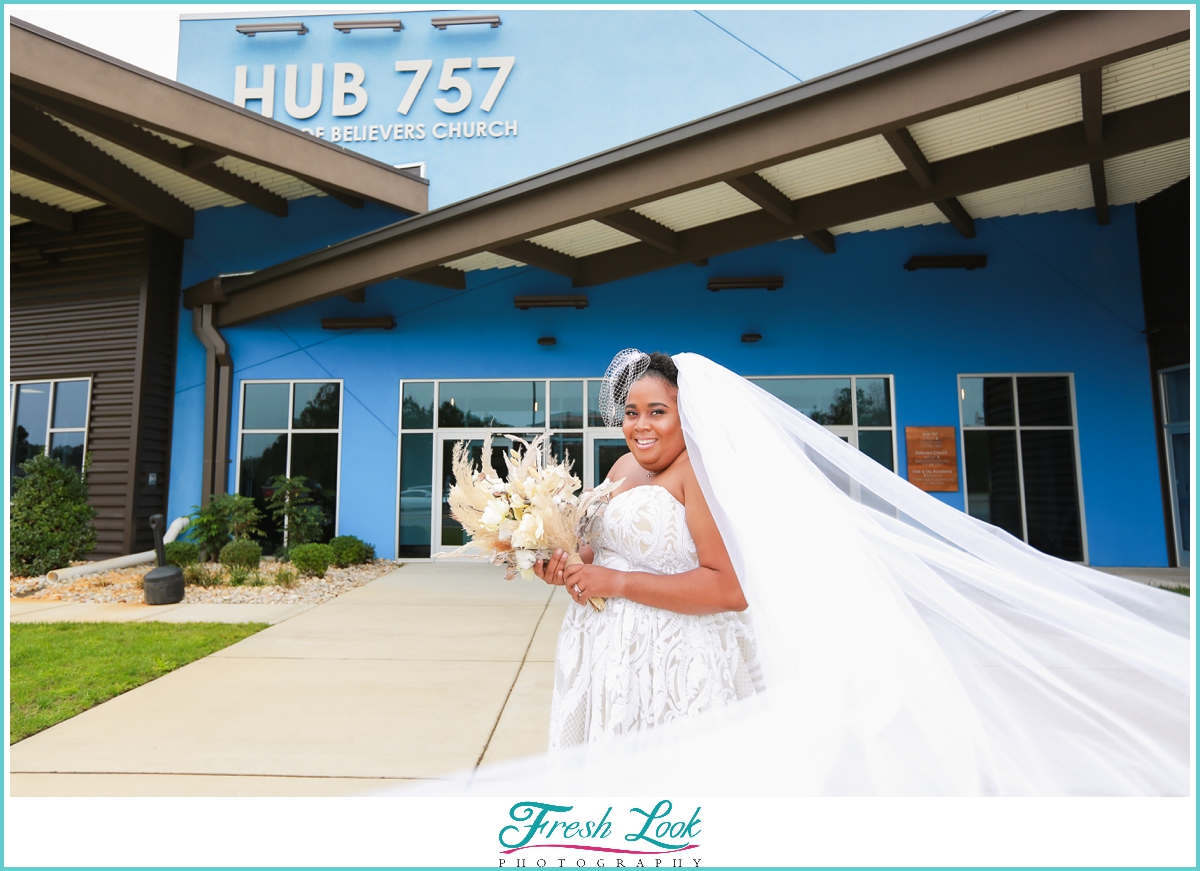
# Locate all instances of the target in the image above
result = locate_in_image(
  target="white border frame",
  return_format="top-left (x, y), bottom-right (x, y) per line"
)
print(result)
top-left (235, 377), bottom-right (344, 543)
top-left (957, 372), bottom-right (1089, 564)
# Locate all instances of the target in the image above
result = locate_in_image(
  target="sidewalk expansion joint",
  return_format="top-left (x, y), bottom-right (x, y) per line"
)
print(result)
top-left (474, 594), bottom-right (554, 769)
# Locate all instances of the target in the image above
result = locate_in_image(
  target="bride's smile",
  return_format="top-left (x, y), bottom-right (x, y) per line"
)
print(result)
top-left (622, 377), bottom-right (686, 474)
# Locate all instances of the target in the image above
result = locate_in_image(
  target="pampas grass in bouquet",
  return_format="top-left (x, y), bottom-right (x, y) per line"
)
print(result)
top-left (441, 433), bottom-right (621, 612)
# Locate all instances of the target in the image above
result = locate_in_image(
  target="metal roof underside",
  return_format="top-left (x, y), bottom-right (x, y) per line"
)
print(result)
top-left (8, 16), bottom-right (428, 239)
top-left (182, 10), bottom-right (1191, 327)
top-left (444, 39), bottom-right (1191, 269)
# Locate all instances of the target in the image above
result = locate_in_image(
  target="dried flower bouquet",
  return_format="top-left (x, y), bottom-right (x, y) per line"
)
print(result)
top-left (442, 433), bottom-right (621, 612)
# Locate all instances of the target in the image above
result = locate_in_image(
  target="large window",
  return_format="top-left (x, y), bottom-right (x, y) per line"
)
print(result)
top-left (237, 380), bottom-right (342, 550)
top-left (959, 374), bottom-right (1086, 562)
top-left (9, 378), bottom-right (91, 476)
top-left (748, 376), bottom-right (897, 471)
top-left (398, 374), bottom-right (897, 558)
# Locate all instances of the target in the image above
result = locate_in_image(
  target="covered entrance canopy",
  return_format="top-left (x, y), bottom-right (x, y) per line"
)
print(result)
top-left (7, 18), bottom-right (430, 555)
top-left (182, 9), bottom-right (1189, 328)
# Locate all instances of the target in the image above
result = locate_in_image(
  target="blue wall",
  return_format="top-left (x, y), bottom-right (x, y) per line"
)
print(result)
top-left (177, 9), bottom-right (983, 208)
top-left (169, 196), bottom-right (419, 531)
top-left (167, 203), bottom-right (1167, 566)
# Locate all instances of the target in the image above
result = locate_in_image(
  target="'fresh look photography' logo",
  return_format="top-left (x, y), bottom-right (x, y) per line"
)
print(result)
top-left (499, 800), bottom-right (703, 867)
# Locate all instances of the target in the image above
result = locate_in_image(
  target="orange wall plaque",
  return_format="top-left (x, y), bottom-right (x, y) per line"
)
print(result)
top-left (905, 426), bottom-right (959, 492)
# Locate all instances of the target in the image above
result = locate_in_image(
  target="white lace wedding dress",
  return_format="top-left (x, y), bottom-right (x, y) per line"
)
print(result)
top-left (548, 484), bottom-right (764, 749)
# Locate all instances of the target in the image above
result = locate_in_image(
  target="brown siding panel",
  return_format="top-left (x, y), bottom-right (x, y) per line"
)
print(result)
top-left (10, 208), bottom-right (181, 559)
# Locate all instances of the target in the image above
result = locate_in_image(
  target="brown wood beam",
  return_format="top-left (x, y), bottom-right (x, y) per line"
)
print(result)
top-left (490, 242), bottom-right (579, 279)
top-left (934, 198), bottom-right (976, 238)
top-left (342, 288), bottom-right (367, 303)
top-left (13, 88), bottom-right (289, 218)
top-left (183, 276), bottom-right (229, 309)
top-left (11, 101), bottom-right (194, 238)
top-left (10, 149), bottom-right (111, 204)
top-left (10, 193), bottom-right (75, 232)
top-left (1080, 69), bottom-right (1109, 224)
top-left (1080, 69), bottom-right (1104, 147)
top-left (311, 184), bottom-right (364, 209)
top-left (208, 7), bottom-right (1190, 328)
top-left (726, 174), bottom-right (837, 253)
top-left (726, 173), bottom-right (795, 223)
top-left (595, 210), bottom-right (680, 253)
top-left (883, 127), bottom-right (975, 237)
top-left (182, 146), bottom-right (226, 171)
top-left (12, 20), bottom-right (429, 215)
top-left (1089, 162), bottom-right (1110, 225)
top-left (800, 230), bottom-right (836, 254)
top-left (883, 128), bottom-right (935, 189)
top-left (403, 266), bottom-right (468, 290)
top-left (571, 93), bottom-right (1188, 286)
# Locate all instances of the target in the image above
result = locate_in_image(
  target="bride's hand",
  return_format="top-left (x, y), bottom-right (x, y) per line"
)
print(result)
top-left (563, 563), bottom-right (622, 605)
top-left (533, 549), bottom-right (570, 586)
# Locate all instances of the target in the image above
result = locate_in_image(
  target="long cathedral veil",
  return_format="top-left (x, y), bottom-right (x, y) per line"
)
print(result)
top-left (432, 352), bottom-right (1191, 796)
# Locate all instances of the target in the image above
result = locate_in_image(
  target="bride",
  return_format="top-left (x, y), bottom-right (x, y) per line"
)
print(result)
top-left (522, 349), bottom-right (1190, 796)
top-left (535, 352), bottom-right (764, 748)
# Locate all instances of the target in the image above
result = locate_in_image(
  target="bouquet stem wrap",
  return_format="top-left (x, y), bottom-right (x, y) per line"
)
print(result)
top-left (565, 552), bottom-right (606, 612)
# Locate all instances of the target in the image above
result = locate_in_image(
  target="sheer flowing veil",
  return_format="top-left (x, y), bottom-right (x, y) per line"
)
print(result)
top-left (437, 353), bottom-right (1191, 796)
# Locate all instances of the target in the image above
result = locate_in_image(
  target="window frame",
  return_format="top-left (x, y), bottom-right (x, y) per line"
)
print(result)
top-left (956, 372), bottom-right (1089, 564)
top-left (235, 377), bottom-right (345, 541)
top-left (1158, 363), bottom-right (1190, 566)
top-left (747, 374), bottom-right (899, 466)
top-left (396, 373), bottom-right (899, 559)
top-left (7, 376), bottom-right (94, 474)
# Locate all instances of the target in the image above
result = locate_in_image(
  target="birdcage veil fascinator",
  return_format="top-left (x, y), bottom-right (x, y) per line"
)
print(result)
top-left (598, 348), bottom-right (651, 427)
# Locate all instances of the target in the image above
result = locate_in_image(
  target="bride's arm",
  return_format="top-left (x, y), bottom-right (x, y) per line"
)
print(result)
top-left (564, 456), bottom-right (748, 614)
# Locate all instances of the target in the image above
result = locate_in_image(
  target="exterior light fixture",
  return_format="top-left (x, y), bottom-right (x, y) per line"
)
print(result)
top-left (707, 276), bottom-right (785, 292)
top-left (334, 19), bottom-right (404, 32)
top-left (741, 333), bottom-right (763, 343)
top-left (431, 15), bottom-right (502, 29)
top-left (321, 317), bottom-right (396, 330)
top-left (537, 337), bottom-right (557, 346)
top-left (514, 295), bottom-right (588, 310)
top-left (236, 22), bottom-right (309, 36)
top-left (903, 255), bottom-right (987, 271)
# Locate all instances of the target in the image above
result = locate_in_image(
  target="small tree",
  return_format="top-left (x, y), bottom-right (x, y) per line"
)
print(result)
top-left (187, 493), bottom-right (263, 561)
top-left (10, 453), bottom-right (98, 576)
top-left (265, 475), bottom-right (326, 546)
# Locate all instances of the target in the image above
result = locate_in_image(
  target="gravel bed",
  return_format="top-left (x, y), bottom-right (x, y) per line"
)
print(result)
top-left (9, 560), bottom-right (401, 605)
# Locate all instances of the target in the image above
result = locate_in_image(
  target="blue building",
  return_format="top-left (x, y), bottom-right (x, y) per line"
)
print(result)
top-left (12, 10), bottom-right (1191, 568)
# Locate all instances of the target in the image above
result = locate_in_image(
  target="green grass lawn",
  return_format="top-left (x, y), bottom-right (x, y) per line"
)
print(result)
top-left (10, 621), bottom-right (268, 744)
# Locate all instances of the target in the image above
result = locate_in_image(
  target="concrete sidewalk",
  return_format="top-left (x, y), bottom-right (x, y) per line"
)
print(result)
top-left (7, 564), bottom-right (1186, 797)
top-left (9, 562), bottom-right (570, 796)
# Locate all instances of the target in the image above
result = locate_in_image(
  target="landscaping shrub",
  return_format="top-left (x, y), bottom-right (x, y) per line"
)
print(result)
top-left (273, 546), bottom-right (290, 564)
top-left (266, 475), bottom-right (325, 547)
top-left (330, 535), bottom-right (375, 567)
top-left (273, 566), bottom-right (298, 588)
top-left (186, 493), bottom-right (262, 561)
top-left (219, 539), bottom-right (262, 570)
top-left (226, 565), bottom-right (251, 587)
top-left (164, 541), bottom-right (200, 568)
top-left (10, 454), bottom-right (97, 577)
top-left (290, 543), bottom-right (336, 578)
top-left (183, 563), bottom-right (221, 587)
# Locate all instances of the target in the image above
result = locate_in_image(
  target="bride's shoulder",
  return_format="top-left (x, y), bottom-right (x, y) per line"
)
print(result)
top-left (607, 451), bottom-right (637, 480)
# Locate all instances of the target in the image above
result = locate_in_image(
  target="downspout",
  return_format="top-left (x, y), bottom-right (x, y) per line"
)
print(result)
top-left (193, 302), bottom-right (232, 507)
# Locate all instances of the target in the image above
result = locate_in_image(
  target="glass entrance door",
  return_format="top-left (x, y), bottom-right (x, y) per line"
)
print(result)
top-left (435, 431), bottom-right (541, 555)
top-left (585, 430), bottom-right (627, 488)
top-left (1160, 366), bottom-right (1190, 567)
